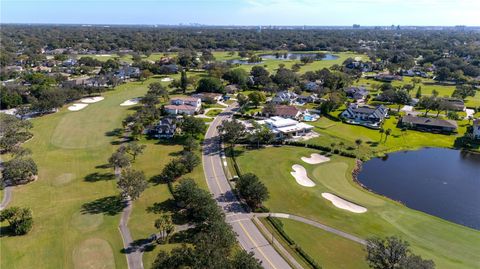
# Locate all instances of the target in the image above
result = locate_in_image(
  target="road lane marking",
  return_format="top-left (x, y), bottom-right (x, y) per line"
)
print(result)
top-left (210, 156), bottom-right (224, 193)
top-left (238, 221), bottom-right (277, 269)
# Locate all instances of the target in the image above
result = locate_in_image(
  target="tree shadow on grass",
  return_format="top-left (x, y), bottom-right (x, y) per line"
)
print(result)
top-left (121, 237), bottom-right (157, 254)
top-left (81, 195), bottom-right (127, 216)
top-left (146, 199), bottom-right (176, 214)
top-left (155, 137), bottom-right (185, 146)
top-left (366, 141), bottom-right (380, 147)
top-left (84, 172), bottom-right (115, 182)
top-left (224, 148), bottom-right (245, 158)
top-left (105, 128), bottom-right (123, 137)
top-left (168, 150), bottom-right (183, 157)
top-left (146, 199), bottom-right (189, 225)
top-left (0, 225), bottom-right (17, 238)
top-left (95, 164), bottom-right (111, 169)
top-left (169, 228), bottom-right (197, 244)
top-left (149, 174), bottom-right (167, 185)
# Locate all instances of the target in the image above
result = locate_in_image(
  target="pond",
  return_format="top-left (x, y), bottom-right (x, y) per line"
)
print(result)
top-left (358, 148), bottom-right (480, 230)
top-left (225, 59), bottom-right (263, 65)
top-left (259, 52), bottom-right (339, 61)
top-left (225, 52), bottom-right (339, 65)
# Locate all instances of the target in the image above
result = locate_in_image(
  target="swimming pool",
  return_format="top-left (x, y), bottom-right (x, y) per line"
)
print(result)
top-left (304, 115), bottom-right (313, 121)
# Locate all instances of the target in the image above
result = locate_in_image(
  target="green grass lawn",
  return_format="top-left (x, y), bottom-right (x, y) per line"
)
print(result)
top-left (230, 51), bottom-right (366, 75)
top-left (0, 76), bottom-right (200, 269)
top-left (234, 146), bottom-right (480, 269)
top-left (354, 77), bottom-right (480, 108)
top-left (127, 139), bottom-right (206, 267)
top-left (76, 52), bottom-right (176, 64)
top-left (306, 111), bottom-right (470, 159)
top-left (205, 108), bottom-right (223, 117)
top-left (279, 218), bottom-right (369, 269)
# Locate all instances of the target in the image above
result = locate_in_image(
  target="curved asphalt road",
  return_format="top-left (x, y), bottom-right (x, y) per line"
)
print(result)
top-left (0, 186), bottom-right (12, 211)
top-left (0, 156), bottom-right (12, 211)
top-left (202, 105), bottom-right (291, 269)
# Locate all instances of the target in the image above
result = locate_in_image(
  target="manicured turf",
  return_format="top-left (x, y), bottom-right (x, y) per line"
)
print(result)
top-left (279, 218), bottom-right (369, 269)
top-left (234, 146), bottom-right (480, 269)
top-left (0, 76), bottom-right (202, 269)
top-left (128, 139), bottom-right (207, 267)
top-left (76, 52), bottom-right (175, 64)
top-left (228, 51), bottom-right (366, 75)
top-left (73, 238), bottom-right (116, 269)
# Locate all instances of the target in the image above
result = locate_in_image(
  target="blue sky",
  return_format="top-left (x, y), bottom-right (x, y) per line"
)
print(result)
top-left (2, 0), bottom-right (480, 26)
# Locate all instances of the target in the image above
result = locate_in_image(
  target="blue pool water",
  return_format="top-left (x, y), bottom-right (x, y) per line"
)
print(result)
top-left (304, 115), bottom-right (314, 121)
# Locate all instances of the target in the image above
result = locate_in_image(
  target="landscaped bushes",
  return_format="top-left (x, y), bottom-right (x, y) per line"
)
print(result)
top-left (267, 216), bottom-right (295, 245)
top-left (285, 141), bottom-right (358, 159)
top-left (294, 245), bottom-right (322, 269)
top-left (1, 157), bottom-right (38, 186)
top-left (266, 216), bottom-right (322, 269)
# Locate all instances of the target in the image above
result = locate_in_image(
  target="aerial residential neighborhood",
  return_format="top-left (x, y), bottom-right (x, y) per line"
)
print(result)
top-left (1, 1), bottom-right (480, 269)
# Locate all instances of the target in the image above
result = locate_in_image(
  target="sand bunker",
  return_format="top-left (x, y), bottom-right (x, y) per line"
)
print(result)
top-left (321, 193), bottom-right (367, 213)
top-left (81, 96), bottom-right (104, 103)
top-left (160, 77), bottom-right (173, 82)
top-left (290, 164), bottom-right (316, 187)
top-left (301, 153), bottom-right (330, 164)
top-left (68, 103), bottom-right (88, 111)
top-left (120, 98), bottom-right (141, 106)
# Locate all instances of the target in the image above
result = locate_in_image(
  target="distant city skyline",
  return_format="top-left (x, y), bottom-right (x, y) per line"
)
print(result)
top-left (2, 0), bottom-right (480, 26)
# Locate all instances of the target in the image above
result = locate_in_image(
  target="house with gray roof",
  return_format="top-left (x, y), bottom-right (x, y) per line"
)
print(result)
top-left (152, 117), bottom-right (177, 138)
top-left (341, 104), bottom-right (388, 128)
top-left (272, 91), bottom-right (298, 105)
top-left (344, 87), bottom-right (369, 101)
top-left (400, 115), bottom-right (458, 133)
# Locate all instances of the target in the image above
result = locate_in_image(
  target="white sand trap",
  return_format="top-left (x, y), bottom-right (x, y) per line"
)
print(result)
top-left (321, 193), bottom-right (367, 213)
top-left (301, 153), bottom-right (330, 164)
top-left (81, 96), bottom-right (104, 103)
top-left (120, 98), bottom-right (141, 106)
top-left (354, 57), bottom-right (362, 61)
top-left (160, 77), bottom-right (173, 82)
top-left (68, 103), bottom-right (88, 111)
top-left (290, 164), bottom-right (316, 187)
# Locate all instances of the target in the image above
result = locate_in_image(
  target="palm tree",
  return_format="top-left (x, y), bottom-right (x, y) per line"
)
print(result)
top-left (330, 142), bottom-right (337, 151)
top-left (154, 215), bottom-right (175, 244)
top-left (384, 128), bottom-right (392, 143)
top-left (379, 128), bottom-right (385, 142)
top-left (355, 139), bottom-right (363, 150)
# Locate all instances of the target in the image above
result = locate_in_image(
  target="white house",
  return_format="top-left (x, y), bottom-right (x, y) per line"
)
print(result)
top-left (258, 116), bottom-right (314, 140)
top-left (272, 91), bottom-right (298, 104)
top-left (164, 97), bottom-right (201, 115)
top-left (191, 92), bottom-right (223, 103)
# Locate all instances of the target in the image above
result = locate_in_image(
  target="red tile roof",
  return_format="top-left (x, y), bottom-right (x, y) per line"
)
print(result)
top-left (273, 105), bottom-right (300, 117)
